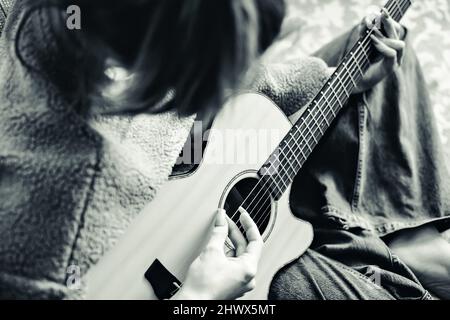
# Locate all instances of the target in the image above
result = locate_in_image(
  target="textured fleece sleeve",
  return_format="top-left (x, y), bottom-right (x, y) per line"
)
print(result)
top-left (245, 56), bottom-right (334, 116)
top-left (0, 1), bottom-right (194, 300)
top-left (0, 1), bottom-right (101, 299)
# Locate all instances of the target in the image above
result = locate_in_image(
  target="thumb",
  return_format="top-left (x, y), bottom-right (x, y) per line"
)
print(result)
top-left (215, 209), bottom-right (228, 228)
top-left (208, 209), bottom-right (229, 249)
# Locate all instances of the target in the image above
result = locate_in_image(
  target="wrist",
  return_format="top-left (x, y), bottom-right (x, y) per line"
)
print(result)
top-left (171, 287), bottom-right (192, 300)
top-left (171, 286), bottom-right (211, 300)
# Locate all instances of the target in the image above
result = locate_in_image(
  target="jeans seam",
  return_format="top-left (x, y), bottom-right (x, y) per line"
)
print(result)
top-left (338, 263), bottom-right (385, 291)
top-left (375, 216), bottom-right (450, 236)
top-left (318, 253), bottom-right (387, 292)
top-left (350, 98), bottom-right (366, 212)
top-left (321, 205), bottom-right (374, 231)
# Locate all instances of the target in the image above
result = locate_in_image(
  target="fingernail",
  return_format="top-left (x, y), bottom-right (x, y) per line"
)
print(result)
top-left (238, 207), bottom-right (247, 216)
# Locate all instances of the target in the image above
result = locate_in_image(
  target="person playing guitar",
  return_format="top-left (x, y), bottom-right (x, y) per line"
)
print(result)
top-left (0, 0), bottom-right (449, 299)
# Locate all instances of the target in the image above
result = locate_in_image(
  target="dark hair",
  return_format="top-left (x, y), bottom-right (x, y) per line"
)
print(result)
top-left (17, 0), bottom-right (286, 118)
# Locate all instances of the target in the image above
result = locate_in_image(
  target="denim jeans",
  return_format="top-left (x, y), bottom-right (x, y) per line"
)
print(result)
top-left (269, 26), bottom-right (448, 300)
top-left (269, 230), bottom-right (433, 300)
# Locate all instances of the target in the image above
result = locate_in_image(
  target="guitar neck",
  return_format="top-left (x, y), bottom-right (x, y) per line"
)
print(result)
top-left (258, 0), bottom-right (412, 200)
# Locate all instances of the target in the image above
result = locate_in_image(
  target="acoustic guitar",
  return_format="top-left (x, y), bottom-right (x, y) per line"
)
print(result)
top-left (85, 0), bottom-right (413, 299)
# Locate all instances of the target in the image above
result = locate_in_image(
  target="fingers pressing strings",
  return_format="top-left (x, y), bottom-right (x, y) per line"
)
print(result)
top-left (372, 28), bottom-right (405, 65)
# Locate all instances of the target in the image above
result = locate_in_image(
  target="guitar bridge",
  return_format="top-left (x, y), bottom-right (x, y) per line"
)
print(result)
top-left (145, 259), bottom-right (182, 300)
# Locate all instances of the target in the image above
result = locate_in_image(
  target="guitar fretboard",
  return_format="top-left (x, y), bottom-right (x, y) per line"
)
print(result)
top-left (257, 0), bottom-right (412, 200)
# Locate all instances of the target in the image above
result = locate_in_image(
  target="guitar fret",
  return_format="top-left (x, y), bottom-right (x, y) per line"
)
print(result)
top-left (277, 159), bottom-right (290, 189)
top-left (323, 90), bottom-right (338, 116)
top-left (284, 142), bottom-right (301, 172)
top-left (335, 74), bottom-right (349, 97)
top-left (343, 61), bottom-right (357, 87)
top-left (309, 109), bottom-right (324, 135)
top-left (316, 101), bottom-right (330, 127)
top-left (301, 121), bottom-right (314, 152)
top-left (266, 175), bottom-right (284, 196)
top-left (394, 0), bottom-right (404, 17)
top-left (271, 164), bottom-right (288, 190)
top-left (316, 114), bottom-right (325, 135)
top-left (358, 40), bottom-right (370, 64)
top-left (290, 132), bottom-right (307, 161)
top-left (261, 151), bottom-right (289, 191)
top-left (350, 52), bottom-right (364, 77)
top-left (304, 116), bottom-right (318, 145)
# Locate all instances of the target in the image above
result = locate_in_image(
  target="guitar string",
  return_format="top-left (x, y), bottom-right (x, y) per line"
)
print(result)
top-left (249, 0), bottom-right (410, 233)
top-left (257, 0), bottom-right (408, 194)
top-left (264, 0), bottom-right (408, 189)
top-left (227, 0), bottom-right (409, 233)
top-left (248, 0), bottom-right (410, 231)
top-left (248, 0), bottom-right (409, 231)
top-left (230, 0), bottom-right (408, 232)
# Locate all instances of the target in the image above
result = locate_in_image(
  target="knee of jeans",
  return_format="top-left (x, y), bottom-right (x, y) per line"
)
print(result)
top-left (269, 250), bottom-right (326, 300)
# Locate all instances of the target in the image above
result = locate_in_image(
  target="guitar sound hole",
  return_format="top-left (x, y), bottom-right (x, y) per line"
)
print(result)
top-left (223, 177), bottom-right (273, 238)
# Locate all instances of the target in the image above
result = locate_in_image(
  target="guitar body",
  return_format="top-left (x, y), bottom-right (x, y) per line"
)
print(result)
top-left (85, 93), bottom-right (314, 300)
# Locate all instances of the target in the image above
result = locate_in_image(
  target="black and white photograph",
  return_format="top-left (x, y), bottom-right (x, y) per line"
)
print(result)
top-left (0, 0), bottom-right (450, 308)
